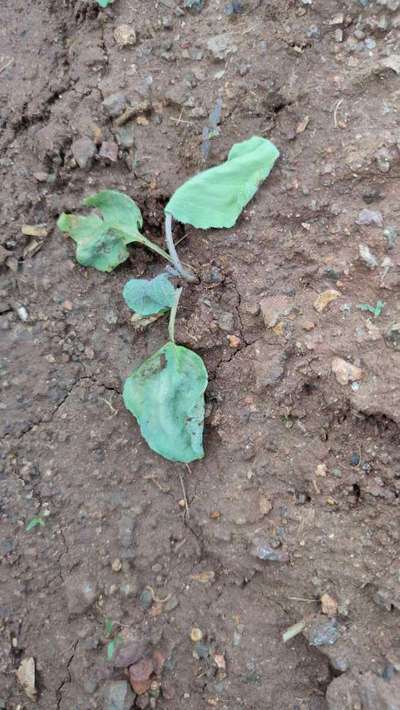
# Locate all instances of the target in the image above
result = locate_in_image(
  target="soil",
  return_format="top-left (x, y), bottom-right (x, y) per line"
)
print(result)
top-left (1, 0), bottom-right (400, 708)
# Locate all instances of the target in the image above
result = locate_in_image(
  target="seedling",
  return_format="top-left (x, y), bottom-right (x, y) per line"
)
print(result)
top-left (58, 136), bottom-right (279, 462)
top-left (26, 516), bottom-right (45, 532)
top-left (357, 300), bottom-right (385, 318)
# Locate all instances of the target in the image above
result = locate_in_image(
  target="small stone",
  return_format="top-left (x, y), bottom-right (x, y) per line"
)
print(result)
top-left (260, 294), bottom-right (292, 328)
top-left (115, 123), bottom-right (135, 149)
top-left (190, 627), bottom-right (203, 642)
top-left (103, 680), bottom-right (136, 710)
top-left (163, 594), bottom-right (178, 612)
top-left (301, 320), bottom-right (315, 331)
top-left (331, 357), bottom-right (363, 386)
top-left (128, 658), bottom-right (154, 696)
top-left (64, 573), bottom-right (97, 615)
top-left (329, 12), bottom-right (344, 25)
top-left (351, 453), bottom-right (360, 466)
top-left (193, 642), bottom-right (210, 659)
top-left (114, 25), bottom-right (137, 47)
top-left (335, 28), bottom-right (344, 42)
top-left (308, 618), bottom-right (339, 646)
top-left (184, 0), bottom-right (205, 10)
top-left (207, 34), bottom-right (238, 61)
top-left (313, 290), bottom-right (340, 313)
top-left (112, 558), bottom-right (122, 572)
top-left (113, 638), bottom-right (149, 668)
top-left (321, 593), bottom-right (338, 617)
top-left (99, 141), bottom-right (118, 162)
top-left (356, 209), bottom-right (384, 227)
top-left (384, 323), bottom-right (400, 350)
top-left (359, 244), bottom-right (378, 269)
top-left (71, 137), bottom-right (96, 170)
top-left (227, 334), bottom-right (240, 348)
top-left (33, 171), bottom-right (49, 182)
top-left (316, 464), bottom-right (327, 477)
top-left (383, 225), bottom-right (397, 249)
top-left (217, 312), bottom-right (234, 332)
top-left (102, 94), bottom-right (128, 118)
top-left (251, 537), bottom-right (289, 563)
top-left (17, 306), bottom-right (29, 322)
top-left (139, 589), bottom-right (153, 609)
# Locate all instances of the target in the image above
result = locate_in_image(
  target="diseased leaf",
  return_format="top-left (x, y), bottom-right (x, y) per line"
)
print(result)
top-left (123, 274), bottom-right (176, 316)
top-left (165, 136), bottom-right (279, 229)
top-left (58, 190), bottom-right (171, 272)
top-left (123, 342), bottom-right (208, 463)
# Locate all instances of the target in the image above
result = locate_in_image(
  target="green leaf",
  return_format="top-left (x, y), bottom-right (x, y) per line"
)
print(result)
top-left (123, 342), bottom-right (208, 463)
top-left (97, 0), bottom-right (112, 6)
top-left (58, 190), bottom-right (171, 272)
top-left (357, 301), bottom-right (385, 318)
top-left (107, 639), bottom-right (117, 661)
top-left (104, 618), bottom-right (114, 637)
top-left (26, 516), bottom-right (45, 532)
top-left (165, 136), bottom-right (279, 229)
top-left (123, 274), bottom-right (176, 316)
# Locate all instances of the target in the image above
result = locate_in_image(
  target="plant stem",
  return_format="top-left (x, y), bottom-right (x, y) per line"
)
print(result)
top-left (169, 287), bottom-right (183, 343)
top-left (165, 213), bottom-right (196, 282)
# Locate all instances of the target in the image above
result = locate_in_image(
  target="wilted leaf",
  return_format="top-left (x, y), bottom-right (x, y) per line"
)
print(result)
top-left (123, 342), bottom-right (208, 463)
top-left (123, 274), bottom-right (176, 316)
top-left (16, 657), bottom-right (36, 701)
top-left (58, 190), bottom-right (170, 272)
top-left (165, 136), bottom-right (279, 229)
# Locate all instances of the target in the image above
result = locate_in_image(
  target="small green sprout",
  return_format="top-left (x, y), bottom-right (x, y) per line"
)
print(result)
top-left (26, 516), bottom-right (45, 532)
top-left (357, 300), bottom-right (385, 318)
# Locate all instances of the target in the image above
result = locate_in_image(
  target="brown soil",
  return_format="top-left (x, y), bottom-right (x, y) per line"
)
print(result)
top-left (1, 0), bottom-right (400, 708)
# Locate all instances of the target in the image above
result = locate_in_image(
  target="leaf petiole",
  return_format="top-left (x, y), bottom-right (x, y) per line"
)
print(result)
top-left (165, 214), bottom-right (196, 282)
top-left (169, 286), bottom-right (183, 343)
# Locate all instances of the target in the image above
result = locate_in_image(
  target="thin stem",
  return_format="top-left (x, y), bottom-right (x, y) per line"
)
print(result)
top-left (169, 286), bottom-right (183, 343)
top-left (165, 213), bottom-right (196, 282)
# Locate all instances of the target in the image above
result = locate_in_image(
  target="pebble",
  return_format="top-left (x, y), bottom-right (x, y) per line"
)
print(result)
top-left (251, 537), bottom-right (289, 563)
top-left (114, 25), bottom-right (137, 47)
top-left (359, 244), bottom-right (378, 269)
top-left (103, 680), bottom-right (136, 710)
top-left (115, 124), bottom-right (135, 149)
top-left (321, 593), bottom-right (338, 617)
top-left (331, 357), bottom-right (363, 386)
top-left (184, 0), bottom-right (204, 10)
top-left (356, 208), bottom-right (384, 227)
top-left (64, 573), bottom-right (97, 615)
top-left (384, 323), bottom-right (400, 350)
top-left (383, 225), bottom-right (397, 249)
top-left (112, 558), bottom-right (122, 572)
top-left (16, 306), bottom-right (29, 322)
top-left (308, 618), bottom-right (339, 646)
top-left (103, 94), bottom-right (128, 118)
top-left (193, 641), bottom-right (210, 659)
top-left (225, 1), bottom-right (245, 14)
top-left (99, 141), bottom-right (119, 162)
top-left (351, 453), bottom-right (360, 466)
top-left (71, 137), bottom-right (96, 170)
top-left (190, 627), bottom-right (203, 642)
top-left (207, 34), bottom-right (238, 61)
top-left (217, 312), bottom-right (234, 332)
top-left (113, 638), bottom-right (149, 668)
top-left (139, 589), bottom-right (153, 609)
